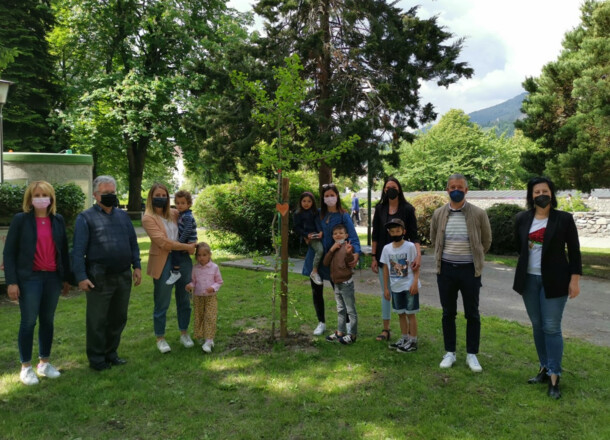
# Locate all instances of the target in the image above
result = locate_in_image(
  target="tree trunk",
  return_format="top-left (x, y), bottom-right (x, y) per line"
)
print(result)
top-left (280, 177), bottom-right (290, 339)
top-left (126, 137), bottom-right (147, 212)
top-left (316, 0), bottom-right (333, 192)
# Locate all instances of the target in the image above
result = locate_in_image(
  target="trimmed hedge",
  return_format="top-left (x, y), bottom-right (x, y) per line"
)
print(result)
top-left (193, 175), bottom-right (313, 253)
top-left (486, 203), bottom-right (525, 255)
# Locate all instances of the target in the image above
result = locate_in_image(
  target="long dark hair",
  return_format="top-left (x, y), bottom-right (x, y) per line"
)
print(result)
top-left (377, 176), bottom-right (408, 207)
top-left (294, 191), bottom-right (318, 214)
top-left (320, 183), bottom-right (346, 218)
top-left (526, 176), bottom-right (558, 210)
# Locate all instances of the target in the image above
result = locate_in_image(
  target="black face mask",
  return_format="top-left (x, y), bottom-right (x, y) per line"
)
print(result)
top-left (534, 195), bottom-right (551, 208)
top-left (386, 188), bottom-right (399, 200)
top-left (390, 234), bottom-right (403, 242)
top-left (152, 197), bottom-right (169, 208)
top-left (100, 193), bottom-right (118, 208)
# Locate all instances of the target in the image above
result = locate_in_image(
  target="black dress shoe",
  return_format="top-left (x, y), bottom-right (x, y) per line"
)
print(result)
top-left (528, 367), bottom-right (549, 384)
top-left (548, 377), bottom-right (561, 399)
top-left (107, 357), bottom-right (127, 366)
top-left (90, 362), bottom-right (111, 371)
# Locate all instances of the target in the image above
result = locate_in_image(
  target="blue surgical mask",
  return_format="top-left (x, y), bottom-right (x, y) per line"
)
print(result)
top-left (449, 190), bottom-right (465, 203)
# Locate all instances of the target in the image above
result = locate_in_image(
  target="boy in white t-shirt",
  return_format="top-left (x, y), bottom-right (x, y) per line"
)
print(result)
top-left (380, 218), bottom-right (421, 353)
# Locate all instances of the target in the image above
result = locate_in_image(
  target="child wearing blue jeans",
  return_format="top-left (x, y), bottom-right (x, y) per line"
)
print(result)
top-left (166, 190), bottom-right (198, 285)
top-left (322, 223), bottom-right (357, 345)
top-left (380, 218), bottom-right (421, 352)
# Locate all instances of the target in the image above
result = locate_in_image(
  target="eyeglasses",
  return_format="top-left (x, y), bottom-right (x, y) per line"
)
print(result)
top-left (322, 183), bottom-right (337, 190)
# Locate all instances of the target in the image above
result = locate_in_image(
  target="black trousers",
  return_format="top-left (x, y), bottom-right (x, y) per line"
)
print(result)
top-left (437, 262), bottom-right (481, 354)
top-left (86, 268), bottom-right (132, 366)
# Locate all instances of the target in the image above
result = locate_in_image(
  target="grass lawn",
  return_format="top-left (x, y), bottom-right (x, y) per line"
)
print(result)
top-left (1, 237), bottom-right (609, 439)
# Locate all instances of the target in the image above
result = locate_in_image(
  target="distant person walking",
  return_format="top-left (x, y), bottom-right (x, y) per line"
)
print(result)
top-left (513, 177), bottom-right (581, 399)
top-left (430, 173), bottom-right (491, 372)
top-left (351, 193), bottom-right (360, 226)
top-left (72, 176), bottom-right (142, 371)
top-left (3, 181), bottom-right (71, 385)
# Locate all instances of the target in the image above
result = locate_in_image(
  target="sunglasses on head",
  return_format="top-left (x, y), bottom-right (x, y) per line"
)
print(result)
top-left (322, 183), bottom-right (337, 190)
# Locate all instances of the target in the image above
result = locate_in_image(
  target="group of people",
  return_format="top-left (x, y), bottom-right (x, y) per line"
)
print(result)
top-left (3, 173), bottom-right (582, 399)
top-left (294, 174), bottom-right (581, 399)
top-left (3, 176), bottom-right (222, 385)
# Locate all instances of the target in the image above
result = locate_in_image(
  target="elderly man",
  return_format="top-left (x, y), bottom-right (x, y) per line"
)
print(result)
top-left (430, 173), bottom-right (492, 372)
top-left (72, 176), bottom-right (142, 371)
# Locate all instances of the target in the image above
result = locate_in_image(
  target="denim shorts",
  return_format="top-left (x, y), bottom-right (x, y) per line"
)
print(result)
top-left (392, 290), bottom-right (420, 314)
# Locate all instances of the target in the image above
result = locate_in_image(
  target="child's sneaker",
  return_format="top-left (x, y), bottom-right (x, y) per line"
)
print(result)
top-left (310, 272), bottom-right (323, 285)
top-left (202, 340), bottom-right (214, 353)
top-left (339, 334), bottom-right (355, 345)
top-left (166, 271), bottom-right (181, 285)
top-left (396, 340), bottom-right (417, 353)
top-left (389, 337), bottom-right (408, 349)
top-left (326, 332), bottom-right (341, 342)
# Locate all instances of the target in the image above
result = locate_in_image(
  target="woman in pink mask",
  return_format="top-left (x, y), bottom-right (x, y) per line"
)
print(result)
top-left (3, 181), bottom-right (71, 386)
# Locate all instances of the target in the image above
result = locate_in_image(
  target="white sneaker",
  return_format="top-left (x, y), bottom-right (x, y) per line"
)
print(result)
top-left (313, 322), bottom-right (326, 336)
top-left (466, 353), bottom-right (483, 372)
top-left (439, 352), bottom-right (456, 369)
top-left (180, 334), bottom-right (194, 348)
top-left (202, 340), bottom-right (214, 353)
top-left (20, 366), bottom-right (39, 386)
top-left (37, 362), bottom-right (61, 379)
top-left (310, 272), bottom-right (323, 285)
top-left (165, 271), bottom-right (182, 285)
top-left (157, 339), bottom-right (171, 353)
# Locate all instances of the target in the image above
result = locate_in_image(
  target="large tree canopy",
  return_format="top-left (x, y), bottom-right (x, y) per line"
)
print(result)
top-left (252, 0), bottom-right (473, 186)
top-left (388, 109), bottom-right (532, 190)
top-left (50, 0), bottom-right (251, 209)
top-left (0, 0), bottom-right (60, 152)
top-left (516, 0), bottom-right (610, 192)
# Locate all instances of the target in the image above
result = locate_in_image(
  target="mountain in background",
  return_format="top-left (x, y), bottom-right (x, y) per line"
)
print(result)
top-left (467, 91), bottom-right (528, 136)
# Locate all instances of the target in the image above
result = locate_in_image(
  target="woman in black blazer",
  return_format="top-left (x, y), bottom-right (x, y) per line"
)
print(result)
top-left (3, 181), bottom-right (71, 386)
top-left (512, 177), bottom-right (582, 399)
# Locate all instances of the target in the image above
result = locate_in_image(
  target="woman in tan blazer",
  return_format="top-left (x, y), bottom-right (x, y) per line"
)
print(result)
top-left (142, 183), bottom-right (196, 354)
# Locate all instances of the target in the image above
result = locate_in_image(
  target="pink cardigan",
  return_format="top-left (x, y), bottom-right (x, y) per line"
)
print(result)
top-left (142, 209), bottom-right (194, 280)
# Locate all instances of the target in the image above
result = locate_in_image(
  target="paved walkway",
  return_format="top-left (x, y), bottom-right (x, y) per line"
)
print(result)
top-left (222, 253), bottom-right (610, 347)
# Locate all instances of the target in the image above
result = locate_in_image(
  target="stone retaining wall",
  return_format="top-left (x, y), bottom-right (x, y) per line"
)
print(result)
top-left (573, 212), bottom-right (610, 237)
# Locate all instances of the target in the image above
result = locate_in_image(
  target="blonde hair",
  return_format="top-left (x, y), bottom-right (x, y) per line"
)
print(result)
top-left (23, 180), bottom-right (56, 215)
top-left (145, 182), bottom-right (171, 219)
top-left (195, 242), bottom-right (211, 256)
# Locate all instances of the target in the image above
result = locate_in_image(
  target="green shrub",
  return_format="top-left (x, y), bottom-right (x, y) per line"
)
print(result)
top-left (557, 192), bottom-right (588, 212)
top-left (486, 203), bottom-right (525, 255)
top-left (0, 183), bottom-right (25, 222)
top-left (409, 193), bottom-right (447, 245)
top-left (193, 175), bottom-right (313, 253)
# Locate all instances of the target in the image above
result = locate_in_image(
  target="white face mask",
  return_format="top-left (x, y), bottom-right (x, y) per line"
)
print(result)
top-left (32, 197), bottom-right (51, 209)
top-left (324, 196), bottom-right (337, 207)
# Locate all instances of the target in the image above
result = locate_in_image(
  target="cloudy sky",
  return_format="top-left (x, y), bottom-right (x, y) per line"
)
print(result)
top-left (228, 0), bottom-right (584, 120)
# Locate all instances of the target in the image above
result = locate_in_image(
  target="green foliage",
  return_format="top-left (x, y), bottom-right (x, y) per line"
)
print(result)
top-left (193, 175), bottom-right (316, 253)
top-left (252, 0), bottom-right (474, 185)
top-left (0, 183), bottom-right (25, 221)
top-left (0, 0), bottom-right (61, 152)
top-left (408, 193), bottom-right (447, 245)
top-left (486, 203), bottom-right (525, 255)
top-left (389, 110), bottom-right (530, 190)
top-left (557, 192), bottom-right (589, 212)
top-left (516, 0), bottom-right (610, 192)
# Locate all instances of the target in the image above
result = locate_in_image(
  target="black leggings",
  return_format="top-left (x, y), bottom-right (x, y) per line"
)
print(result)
top-left (310, 279), bottom-right (350, 325)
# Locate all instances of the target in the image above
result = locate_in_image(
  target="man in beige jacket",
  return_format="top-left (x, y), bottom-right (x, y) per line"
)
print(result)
top-left (430, 173), bottom-right (491, 373)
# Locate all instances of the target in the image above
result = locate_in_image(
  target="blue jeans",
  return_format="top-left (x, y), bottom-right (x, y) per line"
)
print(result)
top-left (153, 254), bottom-right (192, 337)
top-left (522, 274), bottom-right (568, 376)
top-left (18, 271), bottom-right (62, 364)
top-left (334, 281), bottom-right (357, 336)
top-left (378, 268), bottom-right (392, 321)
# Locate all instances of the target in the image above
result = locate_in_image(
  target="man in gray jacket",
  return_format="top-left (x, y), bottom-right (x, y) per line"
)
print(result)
top-left (430, 174), bottom-right (491, 372)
